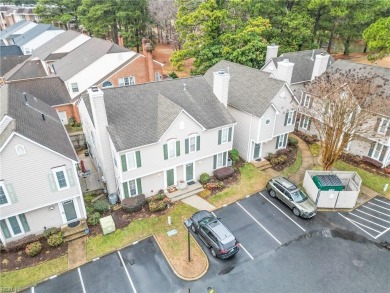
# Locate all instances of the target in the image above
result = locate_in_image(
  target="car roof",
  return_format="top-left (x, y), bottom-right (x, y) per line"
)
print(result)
top-left (207, 220), bottom-right (236, 244)
top-left (273, 176), bottom-right (297, 191)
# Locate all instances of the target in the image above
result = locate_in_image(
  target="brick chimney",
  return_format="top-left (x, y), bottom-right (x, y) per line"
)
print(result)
top-left (311, 52), bottom-right (330, 80)
top-left (87, 86), bottom-right (116, 194)
top-left (118, 33), bottom-right (124, 47)
top-left (276, 59), bottom-right (294, 84)
top-left (142, 38), bottom-right (154, 82)
top-left (265, 44), bottom-right (279, 63)
top-left (213, 69), bottom-right (230, 107)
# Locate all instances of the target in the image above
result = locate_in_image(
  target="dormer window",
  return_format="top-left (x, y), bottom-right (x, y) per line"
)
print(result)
top-left (15, 144), bottom-right (26, 156)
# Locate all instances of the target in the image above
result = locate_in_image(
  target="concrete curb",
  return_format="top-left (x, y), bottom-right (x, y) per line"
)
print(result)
top-left (153, 223), bottom-right (209, 281)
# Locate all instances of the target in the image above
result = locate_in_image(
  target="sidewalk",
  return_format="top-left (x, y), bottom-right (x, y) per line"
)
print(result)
top-left (182, 195), bottom-right (216, 211)
top-left (288, 133), bottom-right (315, 183)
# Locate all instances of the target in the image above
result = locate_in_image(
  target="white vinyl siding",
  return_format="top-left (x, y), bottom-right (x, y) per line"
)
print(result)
top-left (118, 76), bottom-right (135, 86)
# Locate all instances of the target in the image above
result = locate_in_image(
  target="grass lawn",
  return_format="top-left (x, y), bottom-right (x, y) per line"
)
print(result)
top-left (334, 161), bottom-right (390, 197)
top-left (281, 149), bottom-right (302, 178)
top-left (0, 256), bottom-right (68, 290)
top-left (86, 202), bottom-right (207, 279)
top-left (208, 163), bottom-right (271, 207)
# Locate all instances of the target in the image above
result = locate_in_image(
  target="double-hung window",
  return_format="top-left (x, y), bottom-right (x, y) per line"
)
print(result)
top-left (167, 140), bottom-right (176, 159)
top-left (378, 118), bottom-right (389, 134)
top-left (52, 166), bottom-right (69, 190)
top-left (118, 76), bottom-right (135, 86)
top-left (216, 153), bottom-right (224, 168)
top-left (303, 94), bottom-right (311, 108)
top-left (71, 83), bottom-right (79, 93)
top-left (189, 136), bottom-right (196, 153)
top-left (0, 183), bottom-right (10, 206)
top-left (128, 179), bottom-right (137, 196)
top-left (0, 214), bottom-right (30, 239)
top-left (302, 115), bottom-right (310, 130)
top-left (221, 128), bottom-right (229, 144)
top-left (277, 133), bottom-right (288, 149)
top-left (127, 151), bottom-right (136, 170)
top-left (372, 143), bottom-right (383, 160)
top-left (286, 111), bottom-right (294, 125)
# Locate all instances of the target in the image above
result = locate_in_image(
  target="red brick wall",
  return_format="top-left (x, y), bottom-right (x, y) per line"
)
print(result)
top-left (55, 104), bottom-right (80, 123)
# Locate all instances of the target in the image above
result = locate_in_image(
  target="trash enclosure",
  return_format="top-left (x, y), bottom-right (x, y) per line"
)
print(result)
top-left (303, 170), bottom-right (362, 209)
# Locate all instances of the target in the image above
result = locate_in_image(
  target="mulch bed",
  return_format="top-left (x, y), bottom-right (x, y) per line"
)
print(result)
top-left (271, 146), bottom-right (298, 172)
top-left (1, 238), bottom-right (68, 272)
top-left (339, 153), bottom-right (390, 178)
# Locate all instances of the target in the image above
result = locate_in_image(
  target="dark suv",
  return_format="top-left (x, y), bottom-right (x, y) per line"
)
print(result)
top-left (190, 210), bottom-right (239, 259)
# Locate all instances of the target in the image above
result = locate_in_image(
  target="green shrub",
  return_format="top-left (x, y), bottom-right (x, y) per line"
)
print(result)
top-left (199, 173), bottom-right (210, 184)
top-left (47, 233), bottom-right (63, 247)
top-left (229, 149), bottom-right (240, 163)
top-left (68, 116), bottom-right (76, 127)
top-left (270, 155), bottom-right (287, 165)
top-left (309, 143), bottom-right (321, 157)
top-left (288, 137), bottom-right (298, 147)
top-left (198, 189), bottom-right (211, 198)
top-left (43, 227), bottom-right (60, 239)
top-left (168, 71), bottom-right (178, 79)
top-left (25, 241), bottom-right (42, 257)
top-left (85, 206), bottom-right (94, 215)
top-left (93, 199), bottom-right (110, 213)
top-left (205, 181), bottom-right (224, 190)
top-left (87, 212), bottom-right (101, 226)
top-left (84, 192), bottom-right (96, 203)
top-left (156, 193), bottom-right (165, 200)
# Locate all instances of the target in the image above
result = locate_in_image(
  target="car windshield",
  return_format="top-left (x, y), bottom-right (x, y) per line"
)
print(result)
top-left (199, 216), bottom-right (215, 225)
top-left (290, 190), bottom-right (308, 203)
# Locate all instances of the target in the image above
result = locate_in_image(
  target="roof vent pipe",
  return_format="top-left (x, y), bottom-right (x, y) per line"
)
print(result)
top-left (91, 85), bottom-right (99, 92)
top-left (41, 113), bottom-right (45, 121)
top-left (23, 92), bottom-right (28, 105)
top-left (51, 64), bottom-right (56, 74)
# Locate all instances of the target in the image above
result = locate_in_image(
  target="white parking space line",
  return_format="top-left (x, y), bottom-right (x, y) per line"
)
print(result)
top-left (211, 212), bottom-right (217, 217)
top-left (258, 192), bottom-right (306, 232)
top-left (362, 206), bottom-right (390, 217)
top-left (355, 209), bottom-right (390, 224)
top-left (368, 202), bottom-right (390, 212)
top-left (338, 213), bottom-right (376, 239)
top-left (239, 243), bottom-right (254, 260)
top-left (349, 212), bottom-right (388, 229)
top-left (78, 268), bottom-right (87, 293)
top-left (236, 202), bottom-right (281, 245)
top-left (117, 251), bottom-right (137, 293)
top-left (374, 198), bottom-right (390, 206)
top-left (375, 227), bottom-right (390, 239)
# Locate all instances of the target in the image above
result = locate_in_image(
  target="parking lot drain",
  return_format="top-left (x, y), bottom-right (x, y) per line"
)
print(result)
top-left (167, 229), bottom-right (178, 236)
top-left (218, 266), bottom-right (235, 275)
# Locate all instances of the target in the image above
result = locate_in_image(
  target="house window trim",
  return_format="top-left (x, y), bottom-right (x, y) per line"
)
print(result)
top-left (378, 118), bottom-right (389, 134)
top-left (221, 128), bottom-right (229, 144)
top-left (303, 94), bottom-right (311, 108)
top-left (302, 115), bottom-right (310, 130)
top-left (70, 82), bottom-right (79, 93)
top-left (102, 80), bottom-right (113, 88)
top-left (287, 111), bottom-right (294, 125)
top-left (3, 215), bottom-right (26, 237)
top-left (277, 133), bottom-right (288, 149)
top-left (126, 151), bottom-right (137, 171)
top-left (128, 179), bottom-right (138, 197)
top-left (371, 142), bottom-right (383, 160)
top-left (189, 135), bottom-right (197, 153)
top-left (118, 76), bottom-right (136, 86)
top-left (15, 144), bottom-right (26, 156)
top-left (216, 153), bottom-right (225, 169)
top-left (167, 140), bottom-right (176, 159)
top-left (0, 182), bottom-right (11, 207)
top-left (52, 166), bottom-right (69, 191)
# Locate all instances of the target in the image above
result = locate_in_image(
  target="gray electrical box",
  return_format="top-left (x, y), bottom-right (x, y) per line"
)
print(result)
top-left (100, 215), bottom-right (115, 235)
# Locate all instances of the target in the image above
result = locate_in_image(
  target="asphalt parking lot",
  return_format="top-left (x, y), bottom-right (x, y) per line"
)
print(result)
top-left (23, 237), bottom-right (185, 293)
top-left (338, 197), bottom-right (390, 242)
top-left (23, 191), bottom-right (390, 293)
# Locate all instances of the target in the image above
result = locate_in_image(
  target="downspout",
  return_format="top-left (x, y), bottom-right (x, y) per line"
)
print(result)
top-left (246, 114), bottom-right (253, 161)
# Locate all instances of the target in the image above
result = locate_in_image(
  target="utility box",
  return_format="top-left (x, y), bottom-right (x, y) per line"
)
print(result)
top-left (99, 215), bottom-right (115, 235)
top-left (312, 175), bottom-right (344, 191)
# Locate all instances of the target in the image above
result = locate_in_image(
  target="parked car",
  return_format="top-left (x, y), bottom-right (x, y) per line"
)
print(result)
top-left (190, 210), bottom-right (239, 259)
top-left (266, 176), bottom-right (317, 218)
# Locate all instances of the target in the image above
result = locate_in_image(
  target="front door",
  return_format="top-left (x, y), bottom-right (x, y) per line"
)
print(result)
top-left (186, 163), bottom-right (194, 181)
top-left (253, 143), bottom-right (261, 160)
top-left (166, 169), bottom-right (174, 187)
top-left (62, 200), bottom-right (78, 222)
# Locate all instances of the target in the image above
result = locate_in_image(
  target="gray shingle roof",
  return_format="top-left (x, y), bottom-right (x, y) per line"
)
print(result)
top-left (13, 24), bottom-right (62, 47)
top-left (269, 49), bottom-right (334, 84)
top-left (3, 59), bottom-right (47, 81)
top-left (32, 30), bottom-right (81, 61)
top-left (0, 45), bottom-right (23, 56)
top-left (204, 60), bottom-right (286, 117)
top-left (0, 85), bottom-right (77, 161)
top-left (0, 20), bottom-right (31, 40)
top-left (0, 55), bottom-right (29, 75)
top-left (53, 38), bottom-right (129, 81)
top-left (7, 77), bottom-right (71, 106)
top-left (329, 60), bottom-right (390, 116)
top-left (83, 77), bottom-right (235, 151)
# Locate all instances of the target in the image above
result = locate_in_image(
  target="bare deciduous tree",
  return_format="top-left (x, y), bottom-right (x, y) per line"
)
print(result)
top-left (148, 0), bottom-right (178, 44)
top-left (301, 67), bottom-right (389, 170)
